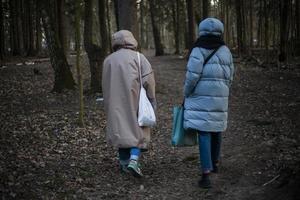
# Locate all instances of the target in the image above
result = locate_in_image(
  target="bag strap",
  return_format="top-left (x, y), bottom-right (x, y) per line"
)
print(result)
top-left (190, 46), bottom-right (222, 94)
top-left (137, 52), bottom-right (142, 89)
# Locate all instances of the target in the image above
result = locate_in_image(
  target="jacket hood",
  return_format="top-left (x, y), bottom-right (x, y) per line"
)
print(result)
top-left (198, 18), bottom-right (224, 37)
top-left (112, 30), bottom-right (138, 51)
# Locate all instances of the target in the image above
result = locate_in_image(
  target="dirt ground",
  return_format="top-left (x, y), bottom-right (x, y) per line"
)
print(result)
top-left (0, 52), bottom-right (300, 200)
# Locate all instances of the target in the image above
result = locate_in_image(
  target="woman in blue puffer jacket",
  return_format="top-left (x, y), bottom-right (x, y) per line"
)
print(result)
top-left (183, 18), bottom-right (234, 188)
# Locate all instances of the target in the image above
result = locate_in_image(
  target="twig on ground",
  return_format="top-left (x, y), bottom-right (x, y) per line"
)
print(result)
top-left (262, 174), bottom-right (280, 187)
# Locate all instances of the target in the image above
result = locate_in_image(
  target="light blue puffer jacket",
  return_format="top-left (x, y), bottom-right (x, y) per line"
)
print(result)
top-left (183, 18), bottom-right (234, 132)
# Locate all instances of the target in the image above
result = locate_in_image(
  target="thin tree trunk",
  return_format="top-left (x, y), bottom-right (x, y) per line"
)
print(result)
top-left (279, 0), bottom-right (289, 62)
top-left (0, 0), bottom-right (4, 59)
top-left (202, 0), bottom-right (209, 19)
top-left (22, 0), bottom-right (29, 55)
top-left (140, 0), bottom-right (144, 49)
top-left (241, 0), bottom-right (247, 54)
top-left (224, 2), bottom-right (230, 45)
top-left (186, 0), bottom-right (196, 49)
top-left (249, 0), bottom-right (253, 50)
top-left (296, 0), bottom-right (300, 41)
top-left (113, 0), bottom-right (119, 30)
top-left (264, 0), bottom-right (269, 62)
top-left (11, 0), bottom-right (24, 55)
top-left (295, 0), bottom-right (300, 55)
top-left (57, 0), bottom-right (67, 54)
top-left (106, 0), bottom-right (112, 51)
top-left (28, 0), bottom-right (35, 56)
top-left (41, 0), bottom-right (76, 92)
top-left (172, 0), bottom-right (180, 54)
top-left (176, 0), bottom-right (180, 53)
top-left (99, 0), bottom-right (109, 55)
top-left (149, 0), bottom-right (164, 56)
top-left (235, 0), bottom-right (245, 56)
top-left (75, 0), bottom-right (84, 127)
top-left (36, 0), bottom-right (42, 54)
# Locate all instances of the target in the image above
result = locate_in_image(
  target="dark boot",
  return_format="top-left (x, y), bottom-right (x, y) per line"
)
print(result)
top-left (198, 173), bottom-right (212, 188)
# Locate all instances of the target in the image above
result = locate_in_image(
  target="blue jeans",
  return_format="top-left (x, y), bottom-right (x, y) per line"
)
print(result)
top-left (118, 147), bottom-right (141, 164)
top-left (198, 131), bottom-right (222, 172)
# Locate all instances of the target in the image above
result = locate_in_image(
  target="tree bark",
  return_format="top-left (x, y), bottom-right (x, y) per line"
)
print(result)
top-left (106, 0), bottom-right (112, 51)
top-left (279, 0), bottom-right (289, 62)
top-left (0, 0), bottom-right (4, 59)
top-left (84, 0), bottom-right (108, 93)
top-left (41, 0), bottom-right (76, 92)
top-left (186, 0), bottom-right (196, 49)
top-left (264, 0), bottom-right (269, 61)
top-left (99, 0), bottom-right (109, 55)
top-left (75, 0), bottom-right (84, 127)
top-left (10, 0), bottom-right (24, 55)
top-left (140, 0), bottom-right (144, 48)
top-left (27, 0), bottom-right (36, 56)
top-left (113, 0), bottom-right (119, 30)
top-left (224, 1), bottom-right (231, 45)
top-left (295, 0), bottom-right (300, 55)
top-left (249, 0), bottom-right (253, 49)
top-left (172, 0), bottom-right (180, 54)
top-left (57, 0), bottom-right (67, 54)
top-left (21, 0), bottom-right (28, 55)
top-left (235, 0), bottom-right (245, 56)
top-left (149, 0), bottom-right (164, 56)
top-left (257, 0), bottom-right (263, 48)
top-left (117, 0), bottom-right (139, 43)
top-left (36, 0), bottom-right (42, 54)
top-left (202, 0), bottom-right (209, 19)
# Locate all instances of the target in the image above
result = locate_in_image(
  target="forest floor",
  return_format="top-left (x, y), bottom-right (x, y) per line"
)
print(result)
top-left (0, 52), bottom-right (300, 200)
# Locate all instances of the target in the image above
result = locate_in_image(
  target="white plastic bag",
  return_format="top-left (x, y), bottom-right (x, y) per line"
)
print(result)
top-left (137, 52), bottom-right (156, 127)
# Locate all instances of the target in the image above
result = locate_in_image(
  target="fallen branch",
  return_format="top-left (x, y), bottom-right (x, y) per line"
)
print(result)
top-left (262, 174), bottom-right (280, 187)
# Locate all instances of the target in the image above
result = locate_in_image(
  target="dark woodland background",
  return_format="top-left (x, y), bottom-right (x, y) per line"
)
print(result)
top-left (0, 0), bottom-right (300, 199)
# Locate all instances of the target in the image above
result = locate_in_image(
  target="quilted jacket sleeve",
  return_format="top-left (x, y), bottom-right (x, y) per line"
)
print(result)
top-left (184, 48), bottom-right (204, 97)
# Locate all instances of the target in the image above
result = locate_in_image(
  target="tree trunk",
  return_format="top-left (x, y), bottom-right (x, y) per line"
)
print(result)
top-left (235, 0), bottom-right (245, 56)
top-left (84, 0), bottom-right (107, 93)
top-left (224, 1), bottom-right (231, 46)
top-left (27, 0), bottom-right (35, 56)
top-left (176, 0), bottom-right (180, 53)
top-left (249, 0), bottom-right (253, 50)
top-left (106, 0), bottom-right (112, 51)
top-left (149, 0), bottom-right (164, 56)
top-left (22, 0), bottom-right (30, 55)
top-left (113, 0), bottom-right (119, 30)
top-left (186, 0), bottom-right (196, 49)
top-left (295, 0), bottom-right (300, 55)
top-left (57, 0), bottom-right (67, 54)
top-left (41, 0), bottom-right (76, 92)
top-left (36, 0), bottom-right (42, 54)
top-left (10, 0), bottom-right (24, 55)
top-left (279, 0), bottom-right (289, 62)
top-left (172, 0), bottom-right (180, 54)
top-left (75, 0), bottom-right (84, 127)
top-left (202, 0), bottom-right (209, 19)
top-left (0, 0), bottom-right (4, 59)
top-left (140, 0), bottom-right (144, 49)
top-left (99, 0), bottom-right (109, 55)
top-left (117, 0), bottom-right (139, 42)
top-left (264, 0), bottom-right (269, 62)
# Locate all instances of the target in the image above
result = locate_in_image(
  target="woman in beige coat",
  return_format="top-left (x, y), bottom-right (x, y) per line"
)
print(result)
top-left (102, 30), bottom-right (156, 177)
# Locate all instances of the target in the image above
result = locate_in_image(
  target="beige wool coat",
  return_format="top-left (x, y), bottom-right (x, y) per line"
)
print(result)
top-left (102, 30), bottom-right (156, 149)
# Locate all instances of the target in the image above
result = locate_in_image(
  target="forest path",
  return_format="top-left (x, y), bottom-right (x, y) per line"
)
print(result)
top-left (0, 54), bottom-right (299, 199)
